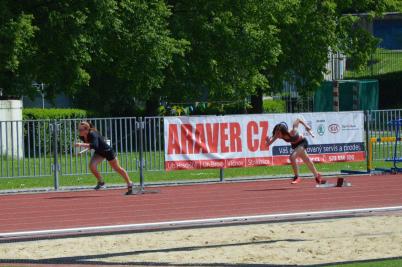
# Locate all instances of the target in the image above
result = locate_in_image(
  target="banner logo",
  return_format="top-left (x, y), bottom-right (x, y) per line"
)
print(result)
top-left (317, 124), bottom-right (325, 136)
top-left (328, 124), bottom-right (340, 134)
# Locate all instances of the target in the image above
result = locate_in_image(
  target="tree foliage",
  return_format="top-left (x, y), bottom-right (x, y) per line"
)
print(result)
top-left (73, 0), bottom-right (188, 115)
top-left (0, 0), bottom-right (186, 115)
top-left (0, 2), bottom-right (37, 96)
top-left (0, 0), bottom-right (400, 114)
top-left (164, 0), bottom-right (281, 103)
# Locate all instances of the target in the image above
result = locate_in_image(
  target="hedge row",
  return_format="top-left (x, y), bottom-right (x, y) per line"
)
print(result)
top-left (263, 99), bottom-right (286, 113)
top-left (23, 101), bottom-right (286, 120)
top-left (23, 108), bottom-right (89, 120)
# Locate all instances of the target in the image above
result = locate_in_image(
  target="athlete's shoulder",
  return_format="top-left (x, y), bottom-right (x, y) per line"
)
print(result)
top-left (89, 130), bottom-right (100, 138)
top-left (289, 129), bottom-right (298, 136)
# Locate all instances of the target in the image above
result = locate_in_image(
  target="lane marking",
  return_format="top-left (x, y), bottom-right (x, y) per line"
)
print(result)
top-left (1, 205), bottom-right (402, 238)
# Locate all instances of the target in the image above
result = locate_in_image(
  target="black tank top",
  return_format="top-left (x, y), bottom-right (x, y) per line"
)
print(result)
top-left (282, 132), bottom-right (303, 144)
top-left (80, 131), bottom-right (112, 154)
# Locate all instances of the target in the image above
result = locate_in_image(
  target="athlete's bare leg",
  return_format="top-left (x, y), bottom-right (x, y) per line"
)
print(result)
top-left (108, 158), bottom-right (133, 186)
top-left (89, 154), bottom-right (105, 183)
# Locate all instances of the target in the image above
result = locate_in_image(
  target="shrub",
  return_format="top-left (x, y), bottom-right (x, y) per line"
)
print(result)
top-left (263, 99), bottom-right (286, 113)
top-left (23, 108), bottom-right (89, 120)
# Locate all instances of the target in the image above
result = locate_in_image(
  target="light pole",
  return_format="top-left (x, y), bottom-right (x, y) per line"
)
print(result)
top-left (32, 82), bottom-right (46, 109)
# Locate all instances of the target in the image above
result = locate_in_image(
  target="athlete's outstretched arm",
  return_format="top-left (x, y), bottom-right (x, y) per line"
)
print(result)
top-left (293, 118), bottom-right (315, 137)
top-left (75, 142), bottom-right (90, 148)
top-left (266, 132), bottom-right (279, 147)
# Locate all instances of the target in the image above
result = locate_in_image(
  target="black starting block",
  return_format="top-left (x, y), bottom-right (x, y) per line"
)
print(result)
top-left (316, 177), bottom-right (352, 188)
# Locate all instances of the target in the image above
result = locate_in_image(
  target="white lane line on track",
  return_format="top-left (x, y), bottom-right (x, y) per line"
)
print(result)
top-left (1, 205), bottom-right (402, 239)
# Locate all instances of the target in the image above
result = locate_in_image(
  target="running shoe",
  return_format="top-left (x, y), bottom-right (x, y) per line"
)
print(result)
top-left (94, 181), bottom-right (106, 190)
top-left (315, 174), bottom-right (326, 184)
top-left (125, 182), bottom-right (134, 195)
top-left (291, 176), bottom-right (301, 184)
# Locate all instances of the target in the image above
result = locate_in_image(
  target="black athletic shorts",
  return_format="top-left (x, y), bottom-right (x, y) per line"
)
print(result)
top-left (95, 149), bottom-right (116, 161)
top-left (291, 138), bottom-right (308, 150)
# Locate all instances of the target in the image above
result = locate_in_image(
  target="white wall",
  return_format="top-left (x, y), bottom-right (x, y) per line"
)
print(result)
top-left (0, 100), bottom-right (23, 159)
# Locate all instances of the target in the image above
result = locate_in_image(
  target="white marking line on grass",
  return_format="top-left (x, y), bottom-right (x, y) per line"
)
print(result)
top-left (1, 205), bottom-right (402, 238)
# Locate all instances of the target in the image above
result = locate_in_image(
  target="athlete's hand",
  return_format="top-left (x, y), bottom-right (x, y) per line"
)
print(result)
top-left (307, 129), bottom-right (315, 138)
top-left (265, 136), bottom-right (271, 145)
top-left (74, 143), bottom-right (83, 147)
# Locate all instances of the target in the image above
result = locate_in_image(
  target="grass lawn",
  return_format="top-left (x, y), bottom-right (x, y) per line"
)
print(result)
top-left (327, 258), bottom-right (402, 267)
top-left (345, 49), bottom-right (402, 78)
top-left (0, 160), bottom-right (372, 190)
top-left (0, 144), bottom-right (397, 191)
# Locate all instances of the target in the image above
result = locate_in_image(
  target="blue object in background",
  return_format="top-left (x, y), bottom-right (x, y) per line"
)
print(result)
top-left (373, 19), bottom-right (402, 49)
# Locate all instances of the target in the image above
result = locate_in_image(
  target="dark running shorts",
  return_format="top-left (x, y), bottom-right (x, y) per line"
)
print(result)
top-left (95, 149), bottom-right (116, 161)
top-left (291, 138), bottom-right (308, 150)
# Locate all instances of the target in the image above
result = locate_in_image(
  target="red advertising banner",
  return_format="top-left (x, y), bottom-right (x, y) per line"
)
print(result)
top-left (164, 112), bottom-right (365, 170)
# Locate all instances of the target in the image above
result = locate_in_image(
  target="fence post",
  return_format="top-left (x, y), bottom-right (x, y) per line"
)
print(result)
top-left (138, 118), bottom-right (145, 189)
top-left (52, 120), bottom-right (59, 190)
top-left (365, 110), bottom-right (371, 173)
top-left (370, 53), bottom-right (374, 76)
top-left (332, 80), bottom-right (340, 112)
top-left (219, 168), bottom-right (224, 182)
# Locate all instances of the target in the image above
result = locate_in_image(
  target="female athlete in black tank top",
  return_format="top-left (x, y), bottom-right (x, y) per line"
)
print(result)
top-left (75, 121), bottom-right (135, 195)
top-left (266, 119), bottom-right (326, 185)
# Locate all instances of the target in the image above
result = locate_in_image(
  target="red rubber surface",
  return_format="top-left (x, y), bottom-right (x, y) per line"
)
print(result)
top-left (1, 174), bottom-right (402, 234)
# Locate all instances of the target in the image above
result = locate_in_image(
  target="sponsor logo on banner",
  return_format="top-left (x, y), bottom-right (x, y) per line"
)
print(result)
top-left (328, 124), bottom-right (340, 134)
top-left (317, 124), bottom-right (325, 136)
top-left (342, 124), bottom-right (359, 131)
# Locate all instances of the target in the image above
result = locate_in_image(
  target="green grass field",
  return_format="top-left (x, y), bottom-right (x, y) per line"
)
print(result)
top-left (1, 142), bottom-right (399, 190)
top-left (326, 258), bottom-right (402, 267)
top-left (0, 160), bottom-right (376, 190)
top-left (1, 147), bottom-right (399, 190)
top-left (345, 49), bottom-right (402, 78)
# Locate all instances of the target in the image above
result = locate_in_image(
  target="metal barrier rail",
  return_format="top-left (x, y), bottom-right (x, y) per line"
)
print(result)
top-left (0, 117), bottom-right (166, 187)
top-left (2, 110), bottom-right (402, 189)
top-left (367, 109), bottom-right (402, 164)
top-left (0, 120), bottom-right (53, 179)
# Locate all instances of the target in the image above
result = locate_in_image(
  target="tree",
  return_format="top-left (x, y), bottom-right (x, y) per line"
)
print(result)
top-left (267, 0), bottom-right (340, 93)
top-left (0, 0), bottom-right (187, 116)
top-left (74, 0), bottom-right (188, 115)
top-left (0, 2), bottom-right (37, 96)
top-left (0, 1), bottom-right (96, 98)
top-left (268, 0), bottom-right (400, 94)
top-left (165, 0), bottom-right (402, 111)
top-left (1, 0), bottom-right (399, 115)
top-left (164, 0), bottom-right (281, 106)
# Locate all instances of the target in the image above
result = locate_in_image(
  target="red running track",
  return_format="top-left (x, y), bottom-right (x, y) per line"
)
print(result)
top-left (0, 174), bottom-right (402, 235)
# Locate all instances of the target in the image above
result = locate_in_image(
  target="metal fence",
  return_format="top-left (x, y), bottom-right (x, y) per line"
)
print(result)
top-left (344, 49), bottom-right (402, 78)
top-left (279, 81), bottom-right (314, 113)
top-left (1, 110), bottom-right (402, 188)
top-left (0, 117), bottom-right (165, 188)
top-left (367, 109), bottom-right (402, 164)
top-left (325, 52), bottom-right (346, 81)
